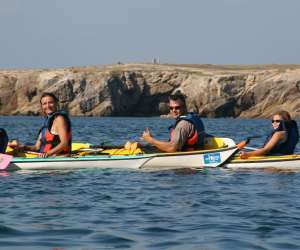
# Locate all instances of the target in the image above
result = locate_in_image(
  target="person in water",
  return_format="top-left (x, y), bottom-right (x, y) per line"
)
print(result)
top-left (0, 128), bottom-right (8, 153)
top-left (9, 92), bottom-right (72, 157)
top-left (240, 111), bottom-right (299, 159)
top-left (141, 91), bottom-right (205, 152)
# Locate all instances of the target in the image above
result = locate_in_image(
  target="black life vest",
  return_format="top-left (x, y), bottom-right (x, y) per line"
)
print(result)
top-left (264, 120), bottom-right (298, 155)
top-left (169, 112), bottom-right (205, 151)
top-left (283, 120), bottom-right (299, 154)
top-left (39, 111), bottom-right (72, 154)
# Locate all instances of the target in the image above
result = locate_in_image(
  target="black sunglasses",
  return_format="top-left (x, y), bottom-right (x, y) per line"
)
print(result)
top-left (169, 106), bottom-right (181, 111)
top-left (272, 120), bottom-right (282, 123)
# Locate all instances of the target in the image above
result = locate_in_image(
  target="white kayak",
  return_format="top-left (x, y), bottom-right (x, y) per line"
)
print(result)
top-left (5, 137), bottom-right (240, 171)
top-left (225, 154), bottom-right (300, 171)
top-left (6, 137), bottom-right (299, 171)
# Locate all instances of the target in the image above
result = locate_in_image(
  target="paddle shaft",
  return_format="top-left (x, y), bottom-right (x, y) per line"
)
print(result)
top-left (244, 146), bottom-right (258, 151)
top-left (89, 144), bottom-right (157, 151)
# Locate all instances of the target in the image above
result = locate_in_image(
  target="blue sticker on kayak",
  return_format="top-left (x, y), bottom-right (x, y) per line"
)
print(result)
top-left (203, 152), bottom-right (221, 164)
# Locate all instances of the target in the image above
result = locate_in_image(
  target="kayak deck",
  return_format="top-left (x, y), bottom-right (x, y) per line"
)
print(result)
top-left (7, 137), bottom-right (300, 171)
top-left (7, 143), bottom-right (239, 171)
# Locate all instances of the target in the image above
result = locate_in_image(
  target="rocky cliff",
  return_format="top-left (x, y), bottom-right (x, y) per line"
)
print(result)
top-left (1, 64), bottom-right (300, 118)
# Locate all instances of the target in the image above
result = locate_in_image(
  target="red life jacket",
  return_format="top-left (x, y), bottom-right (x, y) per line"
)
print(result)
top-left (169, 113), bottom-right (205, 151)
top-left (39, 111), bottom-right (72, 154)
top-left (169, 128), bottom-right (199, 151)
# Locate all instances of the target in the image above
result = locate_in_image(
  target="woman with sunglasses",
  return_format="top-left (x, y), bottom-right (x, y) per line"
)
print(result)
top-left (240, 111), bottom-right (298, 159)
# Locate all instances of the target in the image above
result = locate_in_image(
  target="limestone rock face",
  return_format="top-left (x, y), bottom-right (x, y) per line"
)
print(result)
top-left (1, 64), bottom-right (300, 118)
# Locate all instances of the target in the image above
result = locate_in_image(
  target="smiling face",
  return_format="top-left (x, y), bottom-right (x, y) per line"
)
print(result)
top-left (271, 114), bottom-right (283, 130)
top-left (40, 95), bottom-right (58, 116)
top-left (169, 99), bottom-right (186, 119)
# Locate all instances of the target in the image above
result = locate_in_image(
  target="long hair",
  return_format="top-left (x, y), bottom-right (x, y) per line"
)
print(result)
top-left (277, 110), bottom-right (292, 121)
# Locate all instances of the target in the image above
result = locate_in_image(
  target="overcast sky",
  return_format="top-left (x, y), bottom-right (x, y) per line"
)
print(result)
top-left (1, 0), bottom-right (300, 69)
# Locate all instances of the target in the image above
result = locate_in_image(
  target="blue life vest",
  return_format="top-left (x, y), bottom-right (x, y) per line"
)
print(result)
top-left (39, 111), bottom-right (72, 154)
top-left (264, 120), bottom-right (298, 155)
top-left (169, 112), bottom-right (205, 150)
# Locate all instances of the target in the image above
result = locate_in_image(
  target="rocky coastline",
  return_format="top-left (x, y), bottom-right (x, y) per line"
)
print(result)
top-left (1, 63), bottom-right (300, 118)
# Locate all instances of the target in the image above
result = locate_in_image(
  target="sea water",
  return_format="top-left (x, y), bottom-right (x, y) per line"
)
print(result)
top-left (0, 116), bottom-right (300, 250)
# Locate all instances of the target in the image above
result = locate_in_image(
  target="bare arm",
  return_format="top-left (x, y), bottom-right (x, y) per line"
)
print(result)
top-left (25, 134), bottom-right (42, 151)
top-left (8, 134), bottom-right (42, 152)
top-left (142, 128), bottom-right (177, 153)
top-left (240, 131), bottom-right (286, 158)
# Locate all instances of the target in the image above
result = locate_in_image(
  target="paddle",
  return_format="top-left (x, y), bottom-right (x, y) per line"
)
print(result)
top-left (72, 142), bottom-right (154, 152)
top-left (0, 153), bottom-right (13, 170)
top-left (236, 137), bottom-right (257, 150)
top-left (244, 146), bottom-right (258, 151)
top-left (240, 136), bottom-right (261, 151)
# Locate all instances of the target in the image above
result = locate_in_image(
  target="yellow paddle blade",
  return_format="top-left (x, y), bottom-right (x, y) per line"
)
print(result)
top-left (5, 146), bottom-right (14, 154)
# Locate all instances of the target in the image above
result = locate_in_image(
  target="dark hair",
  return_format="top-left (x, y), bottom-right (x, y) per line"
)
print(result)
top-left (40, 92), bottom-right (59, 104)
top-left (169, 91), bottom-right (187, 106)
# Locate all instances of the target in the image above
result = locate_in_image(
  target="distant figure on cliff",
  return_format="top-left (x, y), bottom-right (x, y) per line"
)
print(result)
top-left (141, 91), bottom-right (205, 152)
top-left (240, 110), bottom-right (299, 158)
top-left (9, 92), bottom-right (72, 157)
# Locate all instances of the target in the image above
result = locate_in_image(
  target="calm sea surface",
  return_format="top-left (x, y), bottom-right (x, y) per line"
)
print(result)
top-left (1, 116), bottom-right (300, 250)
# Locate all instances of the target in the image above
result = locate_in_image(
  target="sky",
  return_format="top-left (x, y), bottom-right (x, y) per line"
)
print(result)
top-left (1, 0), bottom-right (300, 69)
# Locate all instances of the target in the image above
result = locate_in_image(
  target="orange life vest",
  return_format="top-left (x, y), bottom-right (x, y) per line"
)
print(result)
top-left (169, 113), bottom-right (205, 151)
top-left (39, 111), bottom-right (72, 154)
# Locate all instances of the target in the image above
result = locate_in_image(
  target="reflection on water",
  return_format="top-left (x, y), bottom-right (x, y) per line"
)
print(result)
top-left (0, 171), bottom-right (10, 177)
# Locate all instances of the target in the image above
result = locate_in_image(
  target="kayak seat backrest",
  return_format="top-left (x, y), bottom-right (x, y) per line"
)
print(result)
top-left (203, 137), bottom-right (228, 150)
top-left (72, 142), bottom-right (91, 151)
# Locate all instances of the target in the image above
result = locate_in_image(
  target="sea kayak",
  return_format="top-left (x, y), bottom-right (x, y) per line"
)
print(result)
top-left (5, 137), bottom-right (239, 171)
top-left (7, 137), bottom-right (298, 171)
top-left (225, 154), bottom-right (300, 170)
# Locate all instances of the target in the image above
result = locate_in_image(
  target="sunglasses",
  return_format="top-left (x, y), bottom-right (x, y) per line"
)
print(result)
top-left (169, 106), bottom-right (181, 111)
top-left (272, 120), bottom-right (282, 123)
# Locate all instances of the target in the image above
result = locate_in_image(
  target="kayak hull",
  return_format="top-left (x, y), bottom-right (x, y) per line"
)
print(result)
top-left (225, 155), bottom-right (300, 170)
top-left (141, 147), bottom-right (238, 170)
top-left (7, 151), bottom-right (300, 171)
top-left (7, 146), bottom-right (239, 171)
top-left (11, 137), bottom-right (299, 171)
top-left (9, 155), bottom-right (152, 171)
